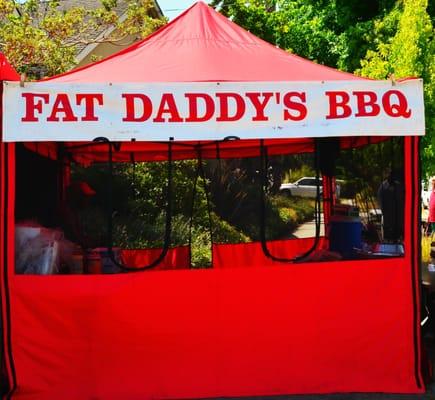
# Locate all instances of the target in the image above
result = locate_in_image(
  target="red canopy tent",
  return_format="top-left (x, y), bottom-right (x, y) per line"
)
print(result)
top-left (0, 2), bottom-right (426, 399)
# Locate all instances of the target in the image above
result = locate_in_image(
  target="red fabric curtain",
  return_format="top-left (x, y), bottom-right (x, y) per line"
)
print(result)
top-left (119, 247), bottom-right (190, 270)
top-left (213, 237), bottom-right (326, 268)
top-left (5, 259), bottom-right (424, 399)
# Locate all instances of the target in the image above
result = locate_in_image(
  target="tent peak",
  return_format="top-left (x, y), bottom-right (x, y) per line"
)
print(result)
top-left (45, 0), bottom-right (362, 83)
top-left (143, 0), bottom-right (259, 44)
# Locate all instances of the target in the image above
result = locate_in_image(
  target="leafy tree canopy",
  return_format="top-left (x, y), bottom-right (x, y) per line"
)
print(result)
top-left (212, 0), bottom-right (434, 176)
top-left (211, 0), bottom-right (398, 71)
top-left (0, 0), bottom-right (166, 78)
top-left (357, 0), bottom-right (434, 176)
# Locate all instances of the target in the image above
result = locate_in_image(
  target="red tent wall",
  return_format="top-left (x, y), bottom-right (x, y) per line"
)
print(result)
top-left (1, 138), bottom-right (424, 399)
top-left (0, 52), bottom-right (19, 398)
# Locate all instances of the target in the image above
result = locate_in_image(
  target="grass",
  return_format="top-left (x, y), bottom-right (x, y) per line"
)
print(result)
top-left (422, 235), bottom-right (431, 264)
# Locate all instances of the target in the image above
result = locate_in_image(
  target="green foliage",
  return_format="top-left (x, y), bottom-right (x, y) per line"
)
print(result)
top-left (0, 0), bottom-right (166, 78)
top-left (269, 195), bottom-right (315, 234)
top-left (358, 1), bottom-right (432, 78)
top-left (358, 0), bottom-right (434, 176)
top-left (283, 163), bottom-right (315, 183)
top-left (72, 160), bottom-right (252, 266)
top-left (72, 158), bottom-right (315, 267)
top-left (190, 228), bottom-right (211, 268)
top-left (213, 0), bottom-right (434, 174)
top-left (213, 0), bottom-right (340, 66)
top-left (211, 0), bottom-right (397, 72)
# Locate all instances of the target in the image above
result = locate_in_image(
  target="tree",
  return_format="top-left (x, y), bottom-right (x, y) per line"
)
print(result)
top-left (0, 0), bottom-right (166, 78)
top-left (210, 0), bottom-right (397, 71)
top-left (358, 0), bottom-right (434, 177)
top-left (212, 0), bottom-right (434, 176)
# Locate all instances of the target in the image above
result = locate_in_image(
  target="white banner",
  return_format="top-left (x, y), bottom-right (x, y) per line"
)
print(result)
top-left (2, 79), bottom-right (425, 142)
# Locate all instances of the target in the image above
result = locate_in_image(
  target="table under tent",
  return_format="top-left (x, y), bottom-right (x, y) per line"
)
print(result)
top-left (0, 2), bottom-right (426, 399)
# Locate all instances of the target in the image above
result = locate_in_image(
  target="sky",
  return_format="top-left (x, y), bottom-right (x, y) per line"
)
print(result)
top-left (158, 0), bottom-right (212, 20)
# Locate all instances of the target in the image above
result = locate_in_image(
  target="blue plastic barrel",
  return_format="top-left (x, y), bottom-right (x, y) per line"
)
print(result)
top-left (329, 215), bottom-right (362, 257)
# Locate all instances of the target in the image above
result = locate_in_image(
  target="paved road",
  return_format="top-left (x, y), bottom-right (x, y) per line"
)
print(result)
top-left (292, 214), bottom-right (325, 238)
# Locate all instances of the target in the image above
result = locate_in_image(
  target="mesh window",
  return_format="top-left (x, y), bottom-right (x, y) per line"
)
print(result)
top-left (15, 137), bottom-right (405, 274)
top-left (204, 153), bottom-right (319, 244)
top-left (335, 137), bottom-right (404, 245)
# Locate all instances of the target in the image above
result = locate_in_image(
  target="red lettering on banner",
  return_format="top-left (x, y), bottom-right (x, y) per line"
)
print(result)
top-left (76, 94), bottom-right (103, 121)
top-left (246, 92), bottom-right (273, 121)
top-left (47, 94), bottom-right (78, 122)
top-left (382, 90), bottom-right (411, 118)
top-left (353, 91), bottom-right (380, 117)
top-left (153, 93), bottom-right (183, 123)
top-left (283, 92), bottom-right (307, 121)
top-left (216, 93), bottom-right (246, 122)
top-left (185, 93), bottom-right (215, 122)
top-left (122, 94), bottom-right (153, 122)
top-left (325, 91), bottom-right (352, 119)
top-left (21, 93), bottom-right (50, 122)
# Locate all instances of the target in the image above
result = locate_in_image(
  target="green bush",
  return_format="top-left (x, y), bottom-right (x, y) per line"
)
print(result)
top-left (267, 195), bottom-right (316, 238)
top-left (282, 165), bottom-right (315, 183)
top-left (72, 159), bottom-right (315, 268)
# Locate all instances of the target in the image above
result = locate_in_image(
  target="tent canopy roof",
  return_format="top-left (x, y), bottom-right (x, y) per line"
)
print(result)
top-left (46, 1), bottom-right (363, 83)
top-left (0, 53), bottom-right (19, 81)
top-left (15, 3), bottom-right (396, 162)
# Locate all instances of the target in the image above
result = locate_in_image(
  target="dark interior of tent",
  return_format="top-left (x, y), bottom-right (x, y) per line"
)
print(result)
top-left (14, 135), bottom-right (406, 274)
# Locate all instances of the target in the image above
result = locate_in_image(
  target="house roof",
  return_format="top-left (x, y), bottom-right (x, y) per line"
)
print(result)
top-left (52, 0), bottom-right (164, 62)
top-left (59, 0), bottom-right (131, 56)
top-left (46, 1), bottom-right (363, 83)
top-left (57, 0), bottom-right (129, 14)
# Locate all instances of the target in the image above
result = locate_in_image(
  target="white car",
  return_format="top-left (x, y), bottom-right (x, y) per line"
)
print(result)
top-left (280, 177), bottom-right (322, 198)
